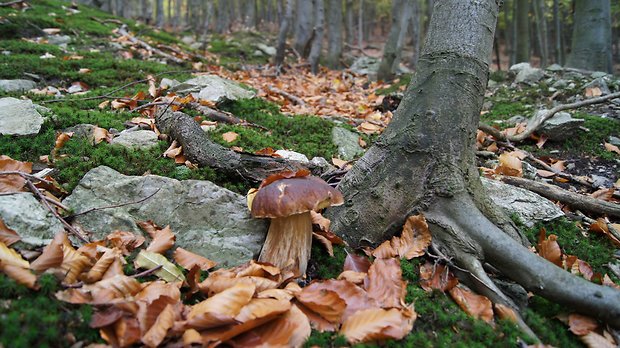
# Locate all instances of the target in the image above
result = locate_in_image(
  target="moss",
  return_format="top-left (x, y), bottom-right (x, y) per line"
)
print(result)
top-left (523, 218), bottom-right (617, 277)
top-left (524, 297), bottom-right (584, 348)
top-left (561, 113), bottom-right (620, 159)
top-left (207, 32), bottom-right (270, 67)
top-left (0, 273), bottom-right (101, 348)
top-left (215, 98), bottom-right (338, 159)
top-left (309, 244), bottom-right (347, 280)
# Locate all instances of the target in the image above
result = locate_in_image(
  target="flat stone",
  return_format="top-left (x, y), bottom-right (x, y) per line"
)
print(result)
top-left (0, 193), bottom-right (64, 246)
top-left (509, 62), bottom-right (531, 74)
top-left (608, 136), bottom-right (620, 146)
top-left (332, 127), bottom-right (364, 160)
top-left (111, 130), bottom-right (158, 149)
top-left (0, 97), bottom-right (44, 135)
top-left (0, 79), bottom-right (36, 92)
top-left (63, 166), bottom-right (267, 267)
top-left (160, 78), bottom-right (180, 89)
top-left (538, 111), bottom-right (585, 141)
top-left (350, 56), bottom-right (380, 76)
top-left (482, 177), bottom-right (564, 227)
top-left (584, 77), bottom-right (611, 95)
top-left (515, 66), bottom-right (544, 84)
top-left (274, 150), bottom-right (309, 163)
top-left (546, 64), bottom-right (563, 72)
top-left (47, 35), bottom-right (71, 46)
top-left (255, 43), bottom-right (276, 56)
top-left (172, 75), bottom-right (255, 103)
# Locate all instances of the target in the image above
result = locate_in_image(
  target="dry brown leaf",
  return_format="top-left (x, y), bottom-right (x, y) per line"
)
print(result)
top-left (312, 279), bottom-right (379, 321)
top-left (448, 286), bottom-right (494, 323)
top-left (187, 282), bottom-right (255, 329)
top-left (145, 225), bottom-right (175, 254)
top-left (0, 155), bottom-right (32, 193)
top-left (0, 241), bottom-right (29, 268)
top-left (30, 233), bottom-right (64, 272)
top-left (0, 218), bottom-right (20, 246)
top-left (397, 214), bottom-right (432, 259)
top-left (296, 283), bottom-right (346, 323)
top-left (339, 307), bottom-right (416, 344)
top-left (419, 262), bottom-right (458, 292)
top-left (585, 87), bottom-right (603, 98)
top-left (372, 239), bottom-right (398, 259)
top-left (56, 274), bottom-right (144, 305)
top-left (105, 316), bottom-right (141, 348)
top-left (106, 231), bottom-right (145, 254)
top-left (537, 233), bottom-right (562, 267)
top-left (589, 218), bottom-right (620, 246)
top-left (495, 152), bottom-right (523, 177)
top-left (222, 131), bottom-right (239, 143)
top-left (173, 247), bottom-right (217, 271)
top-left (338, 270), bottom-right (367, 284)
top-left (579, 331), bottom-right (616, 348)
top-left (230, 304), bottom-right (311, 347)
top-left (93, 126), bottom-right (111, 144)
top-left (313, 232), bottom-right (334, 256)
top-left (310, 210), bottom-right (331, 232)
top-left (365, 258), bottom-right (406, 309)
top-left (182, 329), bottom-right (202, 346)
top-left (60, 241), bottom-right (92, 284)
top-left (0, 263), bottom-right (38, 289)
top-left (82, 247), bottom-right (122, 283)
top-left (234, 298), bottom-right (291, 323)
top-left (568, 313), bottom-right (598, 336)
top-left (590, 188), bottom-right (614, 202)
top-left (494, 303), bottom-right (518, 323)
top-left (344, 253), bottom-right (371, 273)
top-left (141, 303), bottom-right (175, 347)
top-left (604, 142), bottom-right (620, 155)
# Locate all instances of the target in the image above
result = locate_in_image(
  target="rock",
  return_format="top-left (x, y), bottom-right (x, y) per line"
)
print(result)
top-left (538, 111), bottom-right (585, 141)
top-left (252, 50), bottom-right (264, 57)
top-left (255, 43), bottom-right (276, 56)
top-left (310, 157), bottom-right (333, 171)
top-left (591, 174), bottom-right (613, 189)
top-left (481, 177), bottom-right (564, 227)
top-left (274, 150), bottom-right (309, 163)
top-left (0, 97), bottom-right (45, 135)
top-left (160, 78), bottom-right (180, 89)
top-left (509, 62), bottom-right (531, 74)
top-left (181, 36), bottom-right (195, 45)
top-left (350, 56), bottom-right (381, 76)
top-left (47, 35), bottom-right (71, 46)
top-left (63, 166), bottom-right (268, 267)
top-left (172, 75), bottom-right (255, 103)
top-left (583, 77), bottom-right (611, 95)
top-left (0, 193), bottom-right (64, 246)
top-left (552, 79), bottom-right (568, 88)
top-left (506, 115), bottom-right (527, 125)
top-left (546, 64), bottom-right (563, 72)
top-left (487, 80), bottom-right (498, 88)
top-left (515, 66), bottom-right (544, 84)
top-left (64, 123), bottom-right (97, 143)
top-left (111, 130), bottom-right (158, 149)
top-left (608, 136), bottom-right (620, 146)
top-left (591, 71), bottom-right (608, 79)
top-left (0, 79), bottom-right (36, 92)
top-left (522, 162), bottom-right (537, 180)
top-left (332, 127), bottom-right (364, 160)
top-left (189, 42), bottom-right (203, 50)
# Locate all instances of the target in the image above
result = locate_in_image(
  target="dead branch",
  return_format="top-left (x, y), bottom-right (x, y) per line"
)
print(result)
top-left (267, 86), bottom-right (306, 106)
top-left (116, 24), bottom-right (184, 64)
top-left (157, 44), bottom-right (205, 61)
top-left (0, 0), bottom-right (26, 7)
top-left (155, 109), bottom-right (318, 182)
top-left (479, 91), bottom-right (620, 142)
top-left (502, 176), bottom-right (620, 218)
top-left (67, 188), bottom-right (160, 219)
top-left (89, 16), bottom-right (124, 25)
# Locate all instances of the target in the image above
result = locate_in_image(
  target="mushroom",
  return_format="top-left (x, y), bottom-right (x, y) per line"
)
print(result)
top-left (249, 171), bottom-right (343, 276)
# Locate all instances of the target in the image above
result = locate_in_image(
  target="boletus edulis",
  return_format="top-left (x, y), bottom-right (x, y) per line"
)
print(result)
top-left (248, 170), bottom-right (343, 276)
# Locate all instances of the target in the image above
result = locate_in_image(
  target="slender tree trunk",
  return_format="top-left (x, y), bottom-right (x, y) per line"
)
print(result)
top-left (245, 0), bottom-right (257, 28)
top-left (504, 0), bottom-right (513, 67)
top-left (553, 0), bottom-right (561, 64)
top-left (515, 0), bottom-right (530, 62)
top-left (345, 0), bottom-right (354, 45)
top-left (377, 0), bottom-right (413, 81)
top-left (294, 0), bottom-right (314, 56)
top-left (216, 0), bottom-right (230, 33)
top-left (202, 0), bottom-right (213, 36)
top-left (275, 0), bottom-right (295, 67)
top-left (327, 0), bottom-right (620, 329)
top-left (566, 0), bottom-right (612, 73)
top-left (533, 0), bottom-right (549, 67)
top-left (156, 0), bottom-right (164, 27)
top-left (326, 0), bottom-right (343, 69)
top-left (308, 0), bottom-right (325, 74)
top-left (409, 0), bottom-right (421, 69)
top-left (357, 0), bottom-right (363, 48)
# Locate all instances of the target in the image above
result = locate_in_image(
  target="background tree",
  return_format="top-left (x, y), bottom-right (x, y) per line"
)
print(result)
top-left (567, 0), bottom-right (613, 73)
top-left (377, 0), bottom-right (413, 81)
top-left (327, 0), bottom-right (620, 327)
top-left (294, 0), bottom-right (314, 57)
top-left (514, 0), bottom-right (529, 62)
top-left (326, 0), bottom-right (344, 69)
top-left (274, 0), bottom-right (295, 68)
top-left (308, 0), bottom-right (325, 74)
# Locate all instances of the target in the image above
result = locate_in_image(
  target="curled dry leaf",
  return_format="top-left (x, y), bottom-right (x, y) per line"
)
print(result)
top-left (187, 282), bottom-right (256, 329)
top-left (60, 242), bottom-right (92, 284)
top-left (173, 247), bottom-right (217, 271)
top-left (30, 233), bottom-right (64, 272)
top-left (222, 131), bottom-right (239, 143)
top-left (93, 126), bottom-right (112, 144)
top-left (82, 248), bottom-right (122, 283)
top-left (135, 250), bottom-right (185, 283)
top-left (0, 155), bottom-right (32, 193)
top-left (102, 316), bottom-right (141, 348)
top-left (312, 279), bottom-right (379, 321)
top-left (344, 253), bottom-right (371, 273)
top-left (604, 142), bottom-right (620, 155)
top-left (140, 303), bottom-right (176, 347)
top-left (397, 214), bottom-right (432, 259)
top-left (0, 263), bottom-right (38, 289)
top-left (0, 218), bottom-right (20, 246)
top-left (568, 313), bottom-right (598, 336)
top-left (419, 262), bottom-right (458, 292)
top-left (366, 258), bottom-right (406, 309)
top-left (589, 218), bottom-right (620, 246)
top-left (448, 286), bottom-right (494, 323)
top-left (145, 225), bottom-right (175, 254)
top-left (372, 240), bottom-right (398, 259)
top-left (295, 283), bottom-right (346, 323)
top-left (234, 298), bottom-right (291, 323)
top-left (106, 230), bottom-right (146, 254)
top-left (579, 331), bottom-right (616, 348)
top-left (312, 232), bottom-right (334, 256)
top-left (338, 270), bottom-right (367, 284)
top-left (339, 306), bottom-right (416, 344)
top-left (494, 303), bottom-right (518, 323)
top-left (495, 152), bottom-right (523, 177)
top-left (56, 274), bottom-right (144, 305)
top-left (537, 233), bottom-right (562, 267)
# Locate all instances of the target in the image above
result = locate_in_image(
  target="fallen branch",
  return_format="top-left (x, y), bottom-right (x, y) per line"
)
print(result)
top-left (89, 16), bottom-right (124, 25)
top-left (501, 176), bottom-right (620, 218)
top-left (117, 24), bottom-right (184, 64)
top-left (67, 188), bottom-right (160, 219)
top-left (479, 91), bottom-right (620, 142)
top-left (0, 0), bottom-right (26, 7)
top-left (267, 86), bottom-right (306, 106)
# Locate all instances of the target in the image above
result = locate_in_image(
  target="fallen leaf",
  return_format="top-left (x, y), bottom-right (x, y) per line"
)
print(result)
top-left (397, 214), bottom-right (432, 259)
top-left (339, 306), bottom-right (416, 344)
top-left (187, 282), bottom-right (255, 329)
top-left (30, 233), bottom-right (64, 272)
top-left (494, 303), bottom-right (518, 323)
top-left (0, 241), bottom-right (29, 268)
top-left (295, 284), bottom-right (346, 323)
top-left (0, 155), bottom-right (32, 193)
top-left (419, 262), bottom-right (458, 292)
top-left (222, 131), bottom-right (239, 143)
top-left (604, 142), bottom-right (620, 155)
top-left (134, 250), bottom-right (185, 282)
top-left (579, 331), bottom-right (616, 348)
top-left (312, 232), bottom-right (334, 256)
top-left (0, 219), bottom-right (20, 246)
top-left (495, 152), bottom-right (523, 177)
top-left (141, 303), bottom-right (175, 347)
top-left (343, 253), bottom-right (371, 273)
top-left (568, 313), bottom-right (598, 336)
top-left (173, 247), bottom-right (217, 271)
top-left (230, 304), bottom-right (311, 347)
top-left (448, 286), bottom-right (494, 323)
top-left (365, 258), bottom-right (406, 309)
top-left (537, 233), bottom-right (562, 267)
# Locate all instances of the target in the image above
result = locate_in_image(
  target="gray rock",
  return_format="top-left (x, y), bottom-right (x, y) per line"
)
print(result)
top-left (0, 79), bottom-right (36, 92)
top-left (591, 175), bottom-right (613, 189)
top-left (111, 130), bottom-right (158, 149)
top-left (189, 42), bottom-right (203, 50)
top-left (522, 161), bottom-right (537, 180)
top-left (482, 177), bottom-right (564, 227)
top-left (0, 193), bottom-right (64, 246)
top-left (255, 43), bottom-right (276, 56)
top-left (487, 80), bottom-right (498, 88)
top-left (509, 62), bottom-right (531, 74)
top-left (64, 123), bottom-right (98, 143)
top-left (537, 111), bottom-right (585, 141)
top-left (310, 157), bottom-right (333, 171)
top-left (591, 71), bottom-right (608, 79)
top-left (160, 78), bottom-right (180, 89)
top-left (332, 127), bottom-right (364, 160)
top-left (506, 115), bottom-right (527, 125)
top-left (172, 75), bottom-right (255, 103)
top-left (552, 79), bottom-right (568, 88)
top-left (252, 50), bottom-right (264, 57)
top-left (0, 97), bottom-right (44, 135)
top-left (63, 166), bottom-right (268, 267)
top-left (274, 150), bottom-right (309, 163)
top-left (181, 36), bottom-right (195, 45)
top-left (583, 77), bottom-right (611, 95)
top-left (515, 66), bottom-right (544, 84)
top-left (608, 136), bottom-right (620, 146)
top-left (47, 35), bottom-right (71, 46)
top-left (350, 56), bottom-right (381, 76)
top-left (546, 64), bottom-right (563, 72)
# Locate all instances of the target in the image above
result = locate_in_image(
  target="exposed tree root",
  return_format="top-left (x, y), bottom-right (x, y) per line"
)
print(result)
top-left (502, 176), bottom-right (620, 218)
top-left (155, 109), bottom-right (320, 182)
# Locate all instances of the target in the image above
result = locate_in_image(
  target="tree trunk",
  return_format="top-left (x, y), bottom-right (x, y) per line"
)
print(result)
top-left (326, 0), bottom-right (620, 328)
top-left (294, 0), bottom-right (314, 57)
top-left (409, 0), bottom-right (421, 69)
top-left (533, 0), bottom-right (549, 67)
top-left (553, 0), bottom-right (562, 64)
top-left (377, 0), bottom-right (413, 81)
top-left (326, 0), bottom-right (343, 69)
top-left (274, 0), bottom-right (295, 67)
top-left (174, 0), bottom-right (182, 30)
top-left (357, 0), bottom-right (363, 48)
top-left (308, 0), bottom-right (325, 74)
top-left (345, 0), bottom-right (354, 46)
top-left (245, 0), bottom-right (257, 28)
top-left (515, 0), bottom-right (530, 62)
top-left (156, 0), bottom-right (164, 27)
top-left (216, 0), bottom-right (230, 33)
top-left (566, 0), bottom-right (612, 73)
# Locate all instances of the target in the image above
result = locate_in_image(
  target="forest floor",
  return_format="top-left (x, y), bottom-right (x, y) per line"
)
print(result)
top-left (0, 1), bottom-right (619, 347)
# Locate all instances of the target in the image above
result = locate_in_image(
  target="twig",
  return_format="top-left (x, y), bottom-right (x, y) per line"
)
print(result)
top-left (89, 16), bottom-right (123, 25)
top-left (117, 24), bottom-right (184, 64)
top-left (0, 170), bottom-right (53, 185)
top-left (42, 70), bottom-right (196, 104)
top-left (0, 0), bottom-right (25, 7)
top-left (131, 265), bottom-right (163, 278)
top-left (267, 86), bottom-right (306, 106)
top-left (67, 188), bottom-right (160, 219)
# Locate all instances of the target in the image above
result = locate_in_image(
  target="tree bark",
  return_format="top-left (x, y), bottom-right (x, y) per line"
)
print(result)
top-left (308, 0), bottom-right (325, 74)
top-left (274, 0), bottom-right (295, 67)
top-left (533, 0), bottom-right (549, 67)
top-left (326, 0), bottom-right (343, 69)
top-left (377, 0), bottom-right (413, 81)
top-left (326, 0), bottom-right (620, 328)
top-left (155, 0), bottom-right (164, 27)
top-left (515, 0), bottom-right (530, 62)
top-left (294, 0), bottom-right (314, 57)
top-left (408, 0), bottom-right (421, 69)
top-left (566, 0), bottom-right (613, 73)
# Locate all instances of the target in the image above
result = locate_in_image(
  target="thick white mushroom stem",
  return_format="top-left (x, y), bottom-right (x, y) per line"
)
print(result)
top-left (258, 212), bottom-right (313, 276)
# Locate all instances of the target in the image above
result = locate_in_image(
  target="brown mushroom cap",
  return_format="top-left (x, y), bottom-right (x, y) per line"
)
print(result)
top-left (250, 176), bottom-right (344, 218)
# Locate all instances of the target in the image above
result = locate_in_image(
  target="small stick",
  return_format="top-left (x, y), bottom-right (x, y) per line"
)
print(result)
top-left (67, 188), bottom-right (160, 219)
top-left (117, 24), bottom-right (184, 64)
top-left (267, 86), bottom-right (306, 106)
top-left (0, 0), bottom-right (26, 7)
